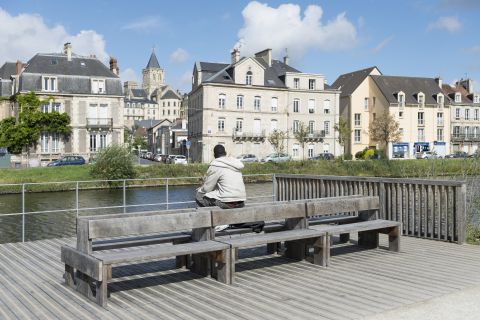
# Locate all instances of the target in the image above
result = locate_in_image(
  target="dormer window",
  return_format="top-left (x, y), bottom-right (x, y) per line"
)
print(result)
top-left (455, 93), bottom-right (461, 103)
top-left (474, 95), bottom-right (480, 104)
top-left (293, 78), bottom-right (300, 89)
top-left (308, 79), bottom-right (316, 90)
top-left (397, 92), bottom-right (405, 108)
top-left (437, 93), bottom-right (444, 107)
top-left (417, 92), bottom-right (425, 107)
top-left (245, 71), bottom-right (252, 85)
top-left (91, 79), bottom-right (105, 94)
top-left (42, 76), bottom-right (57, 92)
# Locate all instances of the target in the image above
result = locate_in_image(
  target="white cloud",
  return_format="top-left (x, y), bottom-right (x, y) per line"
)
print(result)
top-left (119, 68), bottom-right (139, 84)
top-left (373, 36), bottom-right (394, 53)
top-left (0, 8), bottom-right (108, 63)
top-left (427, 16), bottom-right (462, 33)
top-left (170, 48), bottom-right (189, 63)
top-left (235, 2), bottom-right (357, 61)
top-left (121, 16), bottom-right (163, 32)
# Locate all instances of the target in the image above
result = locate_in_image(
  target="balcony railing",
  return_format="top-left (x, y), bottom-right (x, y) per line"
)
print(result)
top-left (232, 129), bottom-right (266, 141)
top-left (305, 130), bottom-right (325, 142)
top-left (86, 118), bottom-right (113, 129)
top-left (451, 134), bottom-right (480, 142)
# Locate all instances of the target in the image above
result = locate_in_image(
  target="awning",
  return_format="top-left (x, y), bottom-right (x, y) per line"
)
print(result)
top-left (414, 142), bottom-right (429, 146)
top-left (434, 141), bottom-right (446, 145)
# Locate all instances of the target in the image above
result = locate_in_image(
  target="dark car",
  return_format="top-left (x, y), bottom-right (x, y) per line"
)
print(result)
top-left (445, 152), bottom-right (468, 158)
top-left (47, 155), bottom-right (86, 166)
top-left (310, 153), bottom-right (335, 160)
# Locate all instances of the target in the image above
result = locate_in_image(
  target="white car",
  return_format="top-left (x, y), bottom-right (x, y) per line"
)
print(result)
top-left (172, 155), bottom-right (187, 165)
top-left (262, 153), bottom-right (291, 163)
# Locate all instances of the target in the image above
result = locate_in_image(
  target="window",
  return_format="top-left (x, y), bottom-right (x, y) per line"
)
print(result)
top-left (437, 112), bottom-right (444, 125)
top-left (399, 111), bottom-right (403, 119)
top-left (455, 93), bottom-right (461, 103)
top-left (52, 102), bottom-right (60, 112)
top-left (271, 97), bottom-right (278, 112)
top-left (218, 94), bottom-right (226, 109)
top-left (364, 97), bottom-right (369, 111)
top-left (309, 79), bottom-right (316, 90)
top-left (42, 76), bottom-right (57, 92)
top-left (418, 112), bottom-right (424, 125)
top-left (168, 102), bottom-right (170, 107)
top-left (324, 121), bottom-right (330, 135)
top-left (254, 96), bottom-right (261, 111)
top-left (293, 78), bottom-right (300, 89)
top-left (354, 129), bottom-right (361, 143)
top-left (41, 103), bottom-right (49, 113)
top-left (455, 108), bottom-right (461, 120)
top-left (173, 101), bottom-right (176, 107)
top-left (168, 110), bottom-right (170, 115)
top-left (90, 134), bottom-right (97, 152)
top-left (41, 133), bottom-right (49, 153)
top-left (474, 95), bottom-right (480, 104)
top-left (235, 119), bottom-right (243, 132)
top-left (418, 93), bottom-right (425, 107)
top-left (323, 100), bottom-right (330, 114)
top-left (399, 128), bottom-right (404, 136)
top-left (418, 128), bottom-right (425, 142)
top-left (173, 110), bottom-right (176, 115)
top-left (373, 113), bottom-right (377, 120)
top-left (308, 121), bottom-right (315, 134)
top-left (293, 144), bottom-right (299, 157)
top-left (308, 145), bottom-right (314, 158)
top-left (236, 95), bottom-right (244, 109)
top-left (475, 109), bottom-right (479, 121)
top-left (218, 118), bottom-right (225, 132)
top-left (372, 97), bottom-right (376, 107)
top-left (437, 129), bottom-right (444, 141)
top-left (51, 133), bottom-right (59, 153)
top-left (245, 71), bottom-right (252, 85)
top-left (270, 119), bottom-right (278, 131)
top-left (91, 79), bottom-right (105, 94)
top-left (99, 134), bottom-right (107, 150)
top-left (437, 94), bottom-right (444, 106)
top-left (354, 113), bottom-right (361, 126)
top-left (293, 99), bottom-right (299, 113)
top-left (398, 93), bottom-right (405, 108)
top-left (293, 120), bottom-right (300, 133)
top-left (465, 109), bottom-right (470, 120)
top-left (308, 99), bottom-right (315, 114)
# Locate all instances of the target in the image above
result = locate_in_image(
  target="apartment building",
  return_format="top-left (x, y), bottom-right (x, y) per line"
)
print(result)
top-left (188, 48), bottom-right (341, 163)
top-left (0, 62), bottom-right (16, 120)
top-left (442, 79), bottom-right (480, 154)
top-left (333, 67), bottom-right (450, 159)
top-left (8, 43), bottom-right (124, 165)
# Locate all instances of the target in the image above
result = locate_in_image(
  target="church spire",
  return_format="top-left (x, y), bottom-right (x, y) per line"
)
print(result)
top-left (146, 49), bottom-right (160, 69)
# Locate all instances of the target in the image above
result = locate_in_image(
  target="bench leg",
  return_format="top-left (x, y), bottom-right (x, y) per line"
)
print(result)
top-left (312, 235), bottom-right (329, 267)
top-left (65, 265), bottom-right (75, 288)
top-left (215, 249), bottom-right (232, 285)
top-left (75, 271), bottom-right (95, 302)
top-left (95, 266), bottom-right (109, 307)
top-left (191, 253), bottom-right (211, 277)
top-left (358, 231), bottom-right (379, 249)
top-left (388, 226), bottom-right (401, 252)
top-left (284, 240), bottom-right (306, 260)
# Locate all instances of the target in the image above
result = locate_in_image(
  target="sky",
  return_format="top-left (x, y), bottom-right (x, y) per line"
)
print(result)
top-left (1, 0), bottom-right (480, 93)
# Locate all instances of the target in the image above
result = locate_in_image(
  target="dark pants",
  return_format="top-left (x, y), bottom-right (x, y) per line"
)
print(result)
top-left (196, 196), bottom-right (245, 209)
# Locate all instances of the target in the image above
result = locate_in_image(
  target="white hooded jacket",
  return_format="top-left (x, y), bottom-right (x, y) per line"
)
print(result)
top-left (198, 156), bottom-right (246, 202)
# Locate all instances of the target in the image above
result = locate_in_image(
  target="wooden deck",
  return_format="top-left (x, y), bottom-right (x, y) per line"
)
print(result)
top-left (0, 235), bottom-right (479, 320)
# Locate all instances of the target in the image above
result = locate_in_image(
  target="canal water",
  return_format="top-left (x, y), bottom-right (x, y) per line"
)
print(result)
top-left (0, 183), bottom-right (273, 243)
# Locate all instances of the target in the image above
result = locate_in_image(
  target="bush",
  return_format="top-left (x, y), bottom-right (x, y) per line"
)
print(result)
top-left (355, 150), bottom-right (364, 159)
top-left (90, 145), bottom-right (136, 181)
top-left (343, 153), bottom-right (353, 160)
top-left (363, 149), bottom-right (375, 160)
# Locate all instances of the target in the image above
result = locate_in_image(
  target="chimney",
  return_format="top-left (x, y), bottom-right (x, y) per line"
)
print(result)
top-left (15, 60), bottom-right (23, 75)
top-left (64, 42), bottom-right (72, 61)
top-left (109, 57), bottom-right (119, 75)
top-left (254, 49), bottom-right (272, 67)
top-left (283, 55), bottom-right (289, 65)
top-left (434, 77), bottom-right (443, 89)
top-left (231, 48), bottom-right (240, 64)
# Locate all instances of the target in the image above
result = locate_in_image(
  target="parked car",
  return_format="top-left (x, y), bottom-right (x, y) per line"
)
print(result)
top-left (445, 151), bottom-right (468, 158)
top-left (154, 154), bottom-right (165, 162)
top-left (165, 155), bottom-right (176, 164)
top-left (172, 155), bottom-right (188, 165)
top-left (310, 153), bottom-right (334, 160)
top-left (262, 153), bottom-right (291, 163)
top-left (237, 154), bottom-right (259, 162)
top-left (416, 151), bottom-right (442, 159)
top-left (47, 156), bottom-right (86, 166)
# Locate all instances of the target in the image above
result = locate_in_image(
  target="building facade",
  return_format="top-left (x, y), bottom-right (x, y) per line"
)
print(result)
top-left (188, 48), bottom-right (341, 163)
top-left (7, 43), bottom-right (124, 165)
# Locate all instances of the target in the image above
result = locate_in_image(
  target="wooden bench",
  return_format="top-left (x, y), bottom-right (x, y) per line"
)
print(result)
top-left (61, 209), bottom-right (230, 306)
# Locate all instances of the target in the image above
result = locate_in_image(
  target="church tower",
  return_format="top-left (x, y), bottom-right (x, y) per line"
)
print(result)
top-left (142, 50), bottom-right (164, 97)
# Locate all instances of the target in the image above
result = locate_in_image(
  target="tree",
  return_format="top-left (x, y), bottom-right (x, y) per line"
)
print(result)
top-left (368, 112), bottom-right (401, 157)
top-left (0, 92), bottom-right (71, 154)
top-left (90, 144), bottom-right (136, 181)
top-left (292, 121), bottom-right (309, 160)
top-left (334, 116), bottom-right (352, 160)
top-left (267, 129), bottom-right (288, 154)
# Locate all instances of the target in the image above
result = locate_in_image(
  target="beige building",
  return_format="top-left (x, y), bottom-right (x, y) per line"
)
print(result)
top-left (442, 79), bottom-right (480, 154)
top-left (188, 48), bottom-right (341, 163)
top-left (332, 67), bottom-right (450, 159)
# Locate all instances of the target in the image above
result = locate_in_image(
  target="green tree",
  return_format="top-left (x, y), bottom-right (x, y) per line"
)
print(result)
top-left (368, 112), bottom-right (402, 158)
top-left (268, 129), bottom-right (288, 154)
top-left (0, 92), bottom-right (71, 154)
top-left (334, 116), bottom-right (352, 160)
top-left (90, 144), bottom-right (136, 181)
top-left (293, 121), bottom-right (310, 160)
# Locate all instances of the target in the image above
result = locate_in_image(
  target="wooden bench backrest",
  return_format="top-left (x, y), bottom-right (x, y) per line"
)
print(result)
top-left (306, 195), bottom-right (379, 218)
top-left (79, 208), bottom-right (196, 221)
top-left (210, 202), bottom-right (306, 226)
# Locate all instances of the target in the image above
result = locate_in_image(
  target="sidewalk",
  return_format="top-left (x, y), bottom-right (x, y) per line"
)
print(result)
top-left (365, 285), bottom-right (480, 320)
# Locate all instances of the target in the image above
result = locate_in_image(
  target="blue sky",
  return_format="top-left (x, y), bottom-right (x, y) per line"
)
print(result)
top-left (1, 0), bottom-right (479, 93)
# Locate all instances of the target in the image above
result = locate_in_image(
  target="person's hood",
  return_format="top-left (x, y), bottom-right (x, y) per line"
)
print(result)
top-left (210, 156), bottom-right (244, 171)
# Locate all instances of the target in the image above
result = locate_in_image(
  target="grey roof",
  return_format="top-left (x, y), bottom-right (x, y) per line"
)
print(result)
top-left (0, 62), bottom-right (16, 79)
top-left (135, 119), bottom-right (163, 129)
top-left (442, 84), bottom-right (475, 104)
top-left (370, 75), bottom-right (443, 105)
top-left (22, 53), bottom-right (118, 78)
top-left (125, 97), bottom-right (157, 105)
top-left (146, 51), bottom-right (161, 69)
top-left (131, 89), bottom-right (148, 98)
top-left (196, 62), bottom-right (230, 82)
top-left (331, 67), bottom-right (379, 97)
top-left (161, 89), bottom-right (181, 100)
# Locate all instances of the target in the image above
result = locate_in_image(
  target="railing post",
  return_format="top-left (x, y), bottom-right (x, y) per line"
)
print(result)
top-left (272, 174), bottom-right (277, 202)
top-left (166, 178), bottom-right (169, 210)
top-left (76, 182), bottom-right (79, 218)
top-left (455, 183), bottom-right (467, 244)
top-left (379, 182), bottom-right (386, 220)
top-left (22, 184), bottom-right (25, 243)
top-left (123, 180), bottom-right (127, 213)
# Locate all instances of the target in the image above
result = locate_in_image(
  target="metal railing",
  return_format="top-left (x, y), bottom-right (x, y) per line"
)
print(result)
top-left (0, 174), bottom-right (274, 243)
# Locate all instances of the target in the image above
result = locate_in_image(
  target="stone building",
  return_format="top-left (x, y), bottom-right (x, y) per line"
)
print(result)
top-left (188, 48), bottom-right (341, 163)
